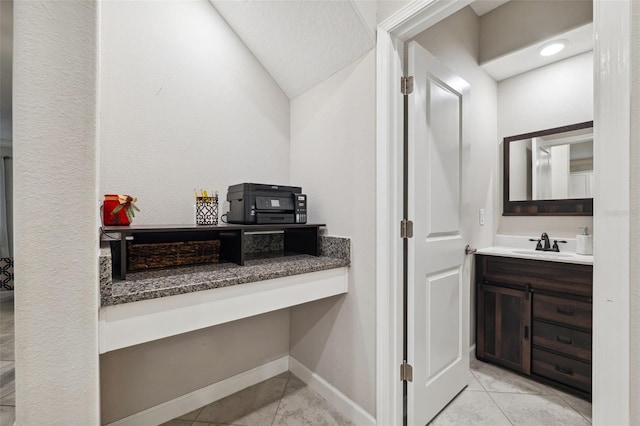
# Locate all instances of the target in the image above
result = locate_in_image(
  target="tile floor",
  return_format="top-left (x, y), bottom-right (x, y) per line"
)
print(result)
top-left (163, 371), bottom-right (353, 426)
top-left (0, 291), bottom-right (15, 426)
top-left (429, 357), bottom-right (592, 426)
top-left (0, 290), bottom-right (592, 426)
top-left (165, 356), bottom-right (591, 426)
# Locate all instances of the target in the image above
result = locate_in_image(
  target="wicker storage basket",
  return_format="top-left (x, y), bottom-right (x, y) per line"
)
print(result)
top-left (127, 240), bottom-right (220, 271)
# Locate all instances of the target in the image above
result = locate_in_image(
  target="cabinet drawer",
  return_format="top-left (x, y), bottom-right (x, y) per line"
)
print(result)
top-left (479, 255), bottom-right (592, 298)
top-left (532, 348), bottom-right (591, 393)
top-left (532, 320), bottom-right (591, 361)
top-left (533, 294), bottom-right (592, 330)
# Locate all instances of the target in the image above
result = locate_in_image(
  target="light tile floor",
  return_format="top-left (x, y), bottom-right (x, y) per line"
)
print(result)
top-left (0, 291), bottom-right (15, 426)
top-left (429, 357), bottom-right (592, 426)
top-left (163, 372), bottom-right (353, 426)
top-left (0, 290), bottom-right (591, 426)
top-left (166, 356), bottom-right (591, 426)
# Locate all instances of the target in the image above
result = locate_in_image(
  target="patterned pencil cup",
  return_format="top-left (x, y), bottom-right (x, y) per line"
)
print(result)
top-left (195, 197), bottom-right (218, 225)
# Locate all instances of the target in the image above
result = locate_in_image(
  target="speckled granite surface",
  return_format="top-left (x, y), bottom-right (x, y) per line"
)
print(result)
top-left (319, 236), bottom-right (350, 261)
top-left (99, 236), bottom-right (350, 307)
top-left (244, 232), bottom-right (284, 253)
top-left (99, 245), bottom-right (112, 307)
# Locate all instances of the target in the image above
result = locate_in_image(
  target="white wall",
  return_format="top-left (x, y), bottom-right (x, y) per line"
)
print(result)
top-left (410, 6), bottom-right (498, 347)
top-left (287, 2), bottom-right (410, 417)
top-left (630, 0), bottom-right (640, 422)
top-left (290, 8), bottom-right (499, 417)
top-left (497, 52), bottom-right (594, 238)
top-left (289, 50), bottom-right (377, 416)
top-left (100, 310), bottom-right (289, 424)
top-left (98, 1), bottom-right (291, 422)
top-left (13, 1), bottom-right (100, 423)
top-left (99, 0), bottom-right (290, 225)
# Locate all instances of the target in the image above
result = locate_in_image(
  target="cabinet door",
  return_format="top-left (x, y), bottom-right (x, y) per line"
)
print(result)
top-left (477, 282), bottom-right (531, 374)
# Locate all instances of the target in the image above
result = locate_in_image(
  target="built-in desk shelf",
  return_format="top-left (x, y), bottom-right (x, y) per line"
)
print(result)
top-left (99, 266), bottom-right (348, 354)
top-left (104, 223), bottom-right (325, 280)
top-left (98, 231), bottom-right (350, 354)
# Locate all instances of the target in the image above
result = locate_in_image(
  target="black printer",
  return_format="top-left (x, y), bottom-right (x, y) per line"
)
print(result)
top-left (226, 183), bottom-right (307, 224)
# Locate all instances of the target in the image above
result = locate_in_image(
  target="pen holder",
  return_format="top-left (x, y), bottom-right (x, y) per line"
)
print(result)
top-left (195, 197), bottom-right (218, 225)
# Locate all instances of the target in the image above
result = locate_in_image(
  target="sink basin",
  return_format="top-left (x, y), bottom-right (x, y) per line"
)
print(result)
top-left (511, 250), bottom-right (573, 258)
top-left (476, 242), bottom-right (593, 265)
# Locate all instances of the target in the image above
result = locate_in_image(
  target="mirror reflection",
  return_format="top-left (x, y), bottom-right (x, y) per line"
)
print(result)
top-left (508, 126), bottom-right (593, 201)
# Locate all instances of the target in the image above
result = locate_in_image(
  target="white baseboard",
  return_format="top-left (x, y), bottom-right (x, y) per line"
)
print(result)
top-left (107, 356), bottom-right (289, 426)
top-left (288, 356), bottom-right (376, 426)
top-left (107, 355), bottom-right (375, 426)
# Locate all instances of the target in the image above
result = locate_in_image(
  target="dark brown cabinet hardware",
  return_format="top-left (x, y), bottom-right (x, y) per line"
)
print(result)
top-left (556, 335), bottom-right (573, 345)
top-left (476, 255), bottom-right (592, 400)
top-left (555, 366), bottom-right (574, 376)
top-left (556, 307), bottom-right (575, 316)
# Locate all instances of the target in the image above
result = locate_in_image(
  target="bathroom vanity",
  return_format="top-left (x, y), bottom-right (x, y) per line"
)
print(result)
top-left (475, 251), bottom-right (593, 400)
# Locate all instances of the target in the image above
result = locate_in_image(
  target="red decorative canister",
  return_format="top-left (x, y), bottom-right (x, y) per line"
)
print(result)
top-left (103, 194), bottom-right (131, 226)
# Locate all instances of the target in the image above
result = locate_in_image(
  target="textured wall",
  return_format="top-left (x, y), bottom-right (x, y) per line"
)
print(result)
top-left (13, 0), bottom-right (100, 423)
top-left (289, 50), bottom-right (377, 416)
top-left (98, 1), bottom-right (292, 421)
top-left (99, 0), bottom-right (290, 225)
top-left (210, 0), bottom-right (374, 99)
top-left (497, 52), bottom-right (594, 238)
top-left (410, 6), bottom-right (498, 348)
top-left (630, 0), bottom-right (640, 422)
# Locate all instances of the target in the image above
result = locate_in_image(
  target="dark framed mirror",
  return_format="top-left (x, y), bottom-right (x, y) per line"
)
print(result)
top-left (503, 121), bottom-right (593, 216)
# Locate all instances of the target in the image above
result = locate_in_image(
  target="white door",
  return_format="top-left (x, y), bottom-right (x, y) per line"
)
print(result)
top-left (407, 41), bottom-right (470, 426)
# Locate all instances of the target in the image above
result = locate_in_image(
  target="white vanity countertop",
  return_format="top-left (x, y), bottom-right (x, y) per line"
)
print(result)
top-left (476, 246), bottom-right (593, 265)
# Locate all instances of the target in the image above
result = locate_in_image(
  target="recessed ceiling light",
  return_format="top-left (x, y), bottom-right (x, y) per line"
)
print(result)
top-left (539, 40), bottom-right (567, 57)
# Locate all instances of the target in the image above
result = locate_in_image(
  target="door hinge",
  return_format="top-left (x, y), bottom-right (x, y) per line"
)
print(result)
top-left (401, 219), bottom-right (414, 239)
top-left (400, 362), bottom-right (413, 382)
top-left (401, 76), bottom-right (414, 95)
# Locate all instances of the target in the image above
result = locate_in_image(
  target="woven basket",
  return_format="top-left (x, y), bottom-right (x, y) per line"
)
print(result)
top-left (127, 240), bottom-right (220, 271)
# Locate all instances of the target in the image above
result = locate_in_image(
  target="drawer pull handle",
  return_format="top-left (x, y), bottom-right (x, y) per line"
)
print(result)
top-left (556, 335), bottom-right (573, 345)
top-left (556, 307), bottom-right (575, 316)
top-left (555, 365), bottom-right (574, 376)
top-left (524, 326), bottom-right (529, 341)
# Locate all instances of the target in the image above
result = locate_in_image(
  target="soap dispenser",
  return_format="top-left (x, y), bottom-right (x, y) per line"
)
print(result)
top-left (576, 227), bottom-right (593, 255)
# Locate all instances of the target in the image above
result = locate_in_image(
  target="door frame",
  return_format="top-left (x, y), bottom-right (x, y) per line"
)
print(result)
top-left (375, 1), bottom-right (633, 425)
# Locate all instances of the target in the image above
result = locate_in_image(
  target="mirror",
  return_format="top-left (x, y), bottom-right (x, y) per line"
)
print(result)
top-left (503, 121), bottom-right (593, 216)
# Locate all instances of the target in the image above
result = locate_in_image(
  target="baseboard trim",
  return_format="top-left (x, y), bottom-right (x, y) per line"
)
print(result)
top-left (288, 356), bottom-right (376, 426)
top-left (106, 356), bottom-right (289, 426)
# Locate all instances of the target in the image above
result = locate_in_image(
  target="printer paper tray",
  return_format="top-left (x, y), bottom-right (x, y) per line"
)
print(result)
top-left (256, 213), bottom-right (295, 224)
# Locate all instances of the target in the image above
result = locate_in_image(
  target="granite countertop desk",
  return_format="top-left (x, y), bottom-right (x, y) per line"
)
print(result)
top-left (99, 234), bottom-right (351, 307)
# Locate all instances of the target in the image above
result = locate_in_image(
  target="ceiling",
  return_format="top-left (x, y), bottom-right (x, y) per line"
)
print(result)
top-left (470, 0), bottom-right (511, 16)
top-left (210, 0), bottom-right (374, 99)
top-left (211, 0), bottom-right (592, 98)
top-left (480, 23), bottom-right (594, 81)
top-left (476, 0), bottom-right (593, 81)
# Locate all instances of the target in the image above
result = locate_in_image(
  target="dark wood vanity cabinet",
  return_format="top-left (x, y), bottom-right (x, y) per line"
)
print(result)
top-left (477, 283), bottom-right (531, 374)
top-left (476, 255), bottom-right (593, 399)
